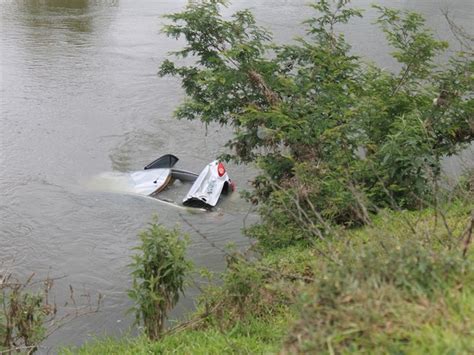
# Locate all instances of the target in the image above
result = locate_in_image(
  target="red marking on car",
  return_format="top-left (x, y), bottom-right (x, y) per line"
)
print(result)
top-left (217, 162), bottom-right (226, 177)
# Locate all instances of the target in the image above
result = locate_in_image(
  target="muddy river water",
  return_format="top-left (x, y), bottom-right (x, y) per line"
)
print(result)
top-left (1, 0), bottom-right (473, 351)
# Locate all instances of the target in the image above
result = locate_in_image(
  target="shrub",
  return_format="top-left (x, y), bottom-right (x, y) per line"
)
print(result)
top-left (160, 0), bottom-right (473, 247)
top-left (197, 256), bottom-right (287, 331)
top-left (128, 219), bottom-right (192, 340)
top-left (1, 271), bottom-right (99, 353)
top-left (0, 282), bottom-right (50, 352)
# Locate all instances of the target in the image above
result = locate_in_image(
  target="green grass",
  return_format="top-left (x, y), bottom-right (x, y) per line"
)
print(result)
top-left (61, 314), bottom-right (291, 355)
top-left (283, 200), bottom-right (474, 354)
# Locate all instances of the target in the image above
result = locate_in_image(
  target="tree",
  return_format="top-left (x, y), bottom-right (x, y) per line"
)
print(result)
top-left (160, 0), bottom-right (473, 245)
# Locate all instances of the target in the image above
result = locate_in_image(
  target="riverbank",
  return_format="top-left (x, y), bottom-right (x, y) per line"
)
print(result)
top-left (62, 198), bottom-right (473, 354)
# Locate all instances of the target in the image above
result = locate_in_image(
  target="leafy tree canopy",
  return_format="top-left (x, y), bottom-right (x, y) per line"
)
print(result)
top-left (160, 0), bottom-right (473, 244)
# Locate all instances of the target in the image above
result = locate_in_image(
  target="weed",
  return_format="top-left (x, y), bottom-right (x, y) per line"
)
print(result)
top-left (128, 218), bottom-right (192, 340)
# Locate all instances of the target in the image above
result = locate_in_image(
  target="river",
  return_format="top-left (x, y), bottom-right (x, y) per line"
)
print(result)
top-left (1, 0), bottom-right (473, 352)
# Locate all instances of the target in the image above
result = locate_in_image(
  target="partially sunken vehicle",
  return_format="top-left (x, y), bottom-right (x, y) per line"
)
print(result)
top-left (129, 154), bottom-right (234, 209)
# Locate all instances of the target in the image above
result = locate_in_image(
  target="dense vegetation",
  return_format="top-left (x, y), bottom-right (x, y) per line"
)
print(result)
top-left (159, 0), bottom-right (472, 239)
top-left (15, 0), bottom-right (473, 353)
top-left (64, 201), bottom-right (473, 354)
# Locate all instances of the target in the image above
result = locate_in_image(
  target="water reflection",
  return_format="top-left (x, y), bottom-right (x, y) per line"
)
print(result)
top-left (17, 0), bottom-right (109, 33)
top-left (11, 0), bottom-right (119, 47)
top-left (1, 0), bottom-right (120, 110)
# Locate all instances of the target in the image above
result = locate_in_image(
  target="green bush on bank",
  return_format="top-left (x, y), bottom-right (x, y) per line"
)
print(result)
top-left (160, 0), bottom-right (473, 236)
top-left (128, 219), bottom-right (192, 340)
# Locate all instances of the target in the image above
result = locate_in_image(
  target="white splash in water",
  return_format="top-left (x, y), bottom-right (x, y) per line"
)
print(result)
top-left (83, 171), bottom-right (138, 194)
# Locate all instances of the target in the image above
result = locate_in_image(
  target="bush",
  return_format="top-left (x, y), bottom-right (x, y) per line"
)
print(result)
top-left (0, 282), bottom-right (50, 352)
top-left (197, 256), bottom-right (288, 331)
top-left (160, 0), bottom-right (473, 247)
top-left (128, 219), bottom-right (192, 340)
top-left (1, 271), bottom-right (100, 353)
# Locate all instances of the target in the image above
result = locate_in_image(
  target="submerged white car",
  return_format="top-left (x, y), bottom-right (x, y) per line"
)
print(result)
top-left (129, 154), bottom-right (234, 209)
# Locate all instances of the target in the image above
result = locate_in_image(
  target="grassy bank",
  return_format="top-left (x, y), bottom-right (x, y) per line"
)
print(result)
top-left (61, 314), bottom-right (290, 355)
top-left (63, 200), bottom-right (473, 354)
